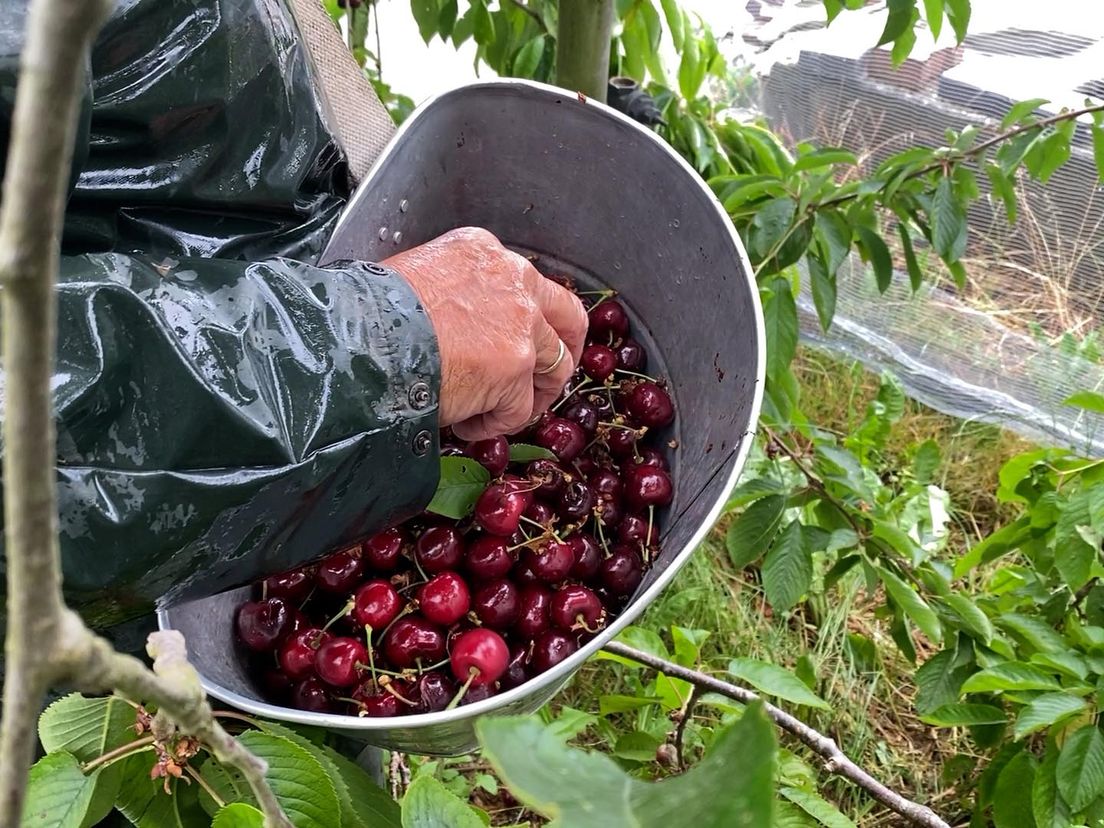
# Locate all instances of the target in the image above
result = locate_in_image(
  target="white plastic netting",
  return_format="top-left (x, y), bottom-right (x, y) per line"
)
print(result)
top-left (710, 0), bottom-right (1104, 455)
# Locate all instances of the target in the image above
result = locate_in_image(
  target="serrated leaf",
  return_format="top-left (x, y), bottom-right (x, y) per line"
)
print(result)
top-left (877, 0), bottom-right (918, 46)
top-left (961, 663), bottom-right (1062, 694)
top-left (855, 226), bottom-right (893, 292)
top-left (22, 752), bottom-right (101, 828)
top-left (1065, 390), bottom-right (1104, 413)
top-left (728, 658), bottom-right (830, 710)
top-left (985, 162), bottom-right (1018, 223)
top-left (1057, 725), bottom-right (1104, 812)
top-left (896, 222), bottom-right (924, 291)
top-left (879, 567), bottom-right (942, 643)
top-left (792, 148), bottom-right (856, 172)
top-left (198, 759), bottom-right (255, 817)
top-left (932, 177), bottom-right (967, 264)
top-left (726, 494), bottom-right (786, 569)
top-left (922, 0), bottom-right (943, 39)
top-left (994, 751), bottom-right (1037, 828)
top-left (1034, 746), bottom-right (1073, 828)
top-left (920, 703), bottom-right (1006, 726)
top-left (1054, 488), bottom-right (1098, 590)
top-left (477, 705), bottom-right (776, 827)
top-left (808, 253), bottom-right (836, 332)
top-left (236, 731), bottom-right (341, 828)
top-left (1014, 694), bottom-right (1087, 740)
top-left (996, 613), bottom-right (1066, 653)
top-left (915, 649), bottom-right (971, 715)
top-left (763, 521), bottom-right (812, 612)
top-left (763, 279), bottom-right (798, 385)
top-left (507, 443), bottom-right (556, 462)
top-left (402, 775), bottom-right (485, 828)
top-left (115, 754), bottom-right (207, 828)
top-left (212, 804), bottom-right (265, 828)
top-left (427, 457), bottom-right (491, 519)
top-left (815, 210), bottom-right (852, 276)
top-left (1001, 98), bottom-right (1050, 129)
top-left (943, 594), bottom-right (994, 644)
top-left (779, 787), bottom-right (855, 828)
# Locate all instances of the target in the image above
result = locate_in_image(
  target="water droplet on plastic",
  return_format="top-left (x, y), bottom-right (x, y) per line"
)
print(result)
top-left (672, 219), bottom-right (681, 228)
top-left (613, 262), bottom-right (622, 270)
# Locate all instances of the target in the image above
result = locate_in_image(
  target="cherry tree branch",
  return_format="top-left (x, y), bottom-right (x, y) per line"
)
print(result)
top-left (602, 641), bottom-right (950, 828)
top-left (0, 3), bottom-right (289, 826)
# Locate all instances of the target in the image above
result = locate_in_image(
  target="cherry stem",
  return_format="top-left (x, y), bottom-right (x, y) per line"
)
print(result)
top-left (355, 662), bottom-right (404, 678)
top-left (383, 683), bottom-right (418, 706)
top-left (81, 735), bottom-right (157, 773)
top-left (260, 580), bottom-right (268, 602)
top-left (615, 368), bottom-right (659, 383)
top-left (417, 657), bottom-right (451, 674)
top-left (595, 515), bottom-right (609, 552)
top-left (377, 605), bottom-right (416, 641)
top-left (520, 516), bottom-right (562, 543)
top-left (322, 599), bottom-right (355, 633)
top-left (551, 378), bottom-right (590, 412)
top-left (186, 766), bottom-right (225, 809)
top-left (445, 668), bottom-right (479, 710)
top-left (365, 626), bottom-right (379, 684)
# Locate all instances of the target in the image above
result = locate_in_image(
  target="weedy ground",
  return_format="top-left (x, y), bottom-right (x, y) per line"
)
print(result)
top-left (428, 347), bottom-right (1030, 826)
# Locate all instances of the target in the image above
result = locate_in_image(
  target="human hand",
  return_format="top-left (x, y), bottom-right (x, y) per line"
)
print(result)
top-left (383, 227), bottom-right (587, 441)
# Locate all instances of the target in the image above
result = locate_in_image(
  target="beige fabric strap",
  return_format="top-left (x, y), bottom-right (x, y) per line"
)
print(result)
top-left (286, 0), bottom-right (398, 183)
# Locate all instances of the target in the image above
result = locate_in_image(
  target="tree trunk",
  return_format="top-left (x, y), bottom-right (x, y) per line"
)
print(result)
top-left (555, 0), bottom-right (615, 103)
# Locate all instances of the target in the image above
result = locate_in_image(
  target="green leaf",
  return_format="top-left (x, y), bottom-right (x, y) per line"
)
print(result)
top-left (961, 663), bottom-right (1062, 694)
top-left (236, 731), bottom-right (341, 828)
top-left (913, 439), bottom-right (941, 485)
top-left (410, 0), bottom-right (441, 42)
top-left (944, 0), bottom-right (970, 42)
top-left (1065, 390), bottom-right (1104, 413)
top-left (854, 226), bottom-right (893, 292)
top-left (815, 210), bottom-right (852, 276)
top-left (932, 177), bottom-right (967, 264)
top-left (996, 613), bottom-right (1066, 654)
top-left (613, 731), bottom-right (663, 762)
top-left (1001, 98), bottom-right (1050, 129)
top-left (427, 457), bottom-right (491, 519)
top-left (726, 494), bottom-right (786, 569)
top-left (1014, 694), bottom-right (1088, 740)
top-left (1093, 124), bottom-right (1104, 183)
top-left (402, 775), bottom-right (485, 828)
top-left (877, 0), bottom-right (917, 46)
top-left (890, 8), bottom-right (919, 63)
top-left (728, 658), bottom-right (830, 709)
top-left (1034, 746), bottom-right (1073, 828)
top-left (116, 755), bottom-right (207, 828)
top-left (921, 703), bottom-right (1006, 727)
top-left (659, 0), bottom-right (684, 50)
top-left (763, 280), bottom-right (798, 384)
top-left (678, 34), bottom-right (703, 100)
top-left (1054, 488), bottom-right (1098, 590)
top-left (994, 751), bottom-right (1037, 828)
top-left (751, 196), bottom-right (797, 261)
top-left (779, 787), bottom-right (856, 828)
top-left (942, 594), bottom-right (994, 644)
top-left (915, 648), bottom-right (971, 715)
top-left (437, 0), bottom-right (458, 38)
top-left (896, 222), bottom-right (924, 291)
top-left (922, 0), bottom-right (943, 39)
top-left (792, 148), bottom-right (857, 172)
top-left (199, 758), bottom-right (254, 816)
top-left (472, 0), bottom-right (495, 45)
top-left (212, 804), bottom-right (265, 828)
top-left (879, 567), bottom-right (942, 643)
top-left (512, 35), bottom-right (546, 78)
top-left (985, 162), bottom-right (1018, 223)
top-left (507, 443), bottom-right (556, 462)
top-left (763, 521), bottom-right (812, 613)
top-left (1057, 725), bottom-right (1104, 812)
top-left (22, 752), bottom-right (101, 828)
top-left (808, 253), bottom-right (836, 332)
top-left (478, 706), bottom-right (776, 827)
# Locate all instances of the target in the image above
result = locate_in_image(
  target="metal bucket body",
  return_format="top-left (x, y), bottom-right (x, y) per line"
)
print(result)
top-left (158, 79), bottom-right (764, 756)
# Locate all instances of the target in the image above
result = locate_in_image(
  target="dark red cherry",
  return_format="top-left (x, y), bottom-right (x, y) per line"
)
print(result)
top-left (588, 299), bottom-right (629, 339)
top-left (625, 381), bottom-right (675, 428)
top-left (513, 559), bottom-right (540, 587)
top-left (415, 526), bottom-right (464, 573)
top-left (383, 617), bottom-right (447, 669)
top-left (262, 569), bottom-right (312, 604)
top-left (467, 436), bottom-right (510, 477)
top-left (411, 671), bottom-right (456, 713)
top-left (353, 580), bottom-right (402, 630)
top-left (351, 679), bottom-right (411, 717)
top-left (605, 425), bottom-right (639, 457)
top-left (550, 585), bottom-right (606, 633)
top-left (534, 417), bottom-right (587, 463)
top-left (557, 480), bottom-right (596, 522)
top-left (587, 391), bottom-right (615, 419)
top-left (618, 514), bottom-right (658, 547)
top-left (514, 586), bottom-right (552, 638)
top-left (589, 468), bottom-right (622, 498)
top-left (622, 465), bottom-right (674, 510)
top-left (418, 572), bottom-right (471, 627)
top-left (474, 483), bottom-right (529, 537)
top-left (527, 459), bottom-right (570, 497)
top-left (530, 631), bottom-right (579, 674)
top-left (600, 546), bottom-right (644, 596)
top-left (568, 533), bottom-right (602, 579)
top-left (524, 539), bottom-right (575, 583)
top-left (363, 528), bottom-right (407, 572)
top-left (315, 637), bottom-right (367, 688)
top-left (316, 547), bottom-right (364, 593)
top-left (450, 628), bottom-right (509, 685)
top-left (636, 447), bottom-right (669, 470)
top-left (580, 344), bottom-right (618, 381)
top-left (500, 644), bottom-right (531, 690)
top-left (524, 499), bottom-right (556, 528)
top-left (472, 579), bottom-right (520, 630)
top-left (464, 535), bottom-right (515, 580)
top-left (458, 682), bottom-right (498, 706)
top-left (278, 628), bottom-right (331, 681)
top-left (235, 598), bottom-right (293, 652)
top-left (616, 338), bottom-right (647, 372)
top-left (563, 401), bottom-right (600, 435)
top-left (594, 493), bottom-right (623, 527)
top-left (291, 677), bottom-right (333, 713)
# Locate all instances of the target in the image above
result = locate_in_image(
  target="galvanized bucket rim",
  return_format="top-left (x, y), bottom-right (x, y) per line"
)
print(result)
top-left (157, 76), bottom-right (766, 733)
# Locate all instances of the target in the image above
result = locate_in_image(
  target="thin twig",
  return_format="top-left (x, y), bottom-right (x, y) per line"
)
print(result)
top-left (390, 752), bottom-right (410, 800)
top-left (673, 686), bottom-right (703, 771)
top-left (508, 0), bottom-right (545, 27)
top-left (81, 736), bottom-right (157, 773)
top-left (602, 642), bottom-right (950, 828)
top-left (186, 765), bottom-right (226, 809)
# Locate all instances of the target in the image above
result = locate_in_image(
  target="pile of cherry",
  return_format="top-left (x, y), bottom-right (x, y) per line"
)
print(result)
top-left (234, 280), bottom-right (675, 718)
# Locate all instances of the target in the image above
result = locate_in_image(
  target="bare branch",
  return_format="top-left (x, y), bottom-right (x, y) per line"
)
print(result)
top-left (603, 641), bottom-right (950, 828)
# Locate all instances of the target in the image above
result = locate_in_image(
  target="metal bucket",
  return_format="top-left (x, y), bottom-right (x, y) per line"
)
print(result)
top-left (158, 79), bottom-right (764, 756)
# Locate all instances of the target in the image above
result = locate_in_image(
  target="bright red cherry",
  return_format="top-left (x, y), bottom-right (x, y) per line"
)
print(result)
top-left (315, 636), bottom-right (367, 688)
top-left (235, 598), bottom-right (293, 652)
top-left (418, 572), bottom-right (471, 626)
top-left (450, 628), bottom-right (510, 685)
top-left (415, 526), bottom-right (464, 573)
top-left (467, 436), bottom-right (510, 476)
top-left (353, 580), bottom-right (402, 630)
top-left (278, 628), bottom-right (331, 681)
top-left (363, 528), bottom-right (407, 572)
